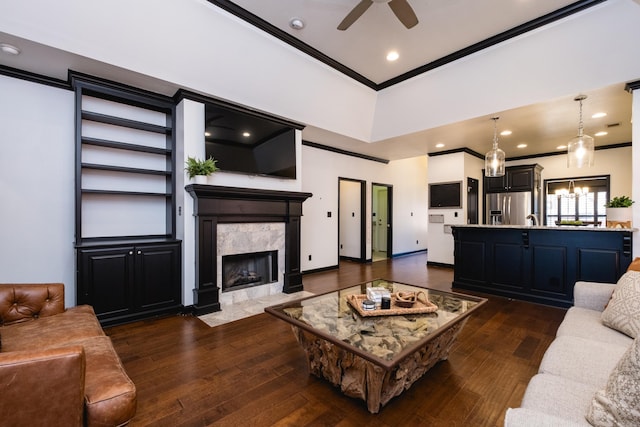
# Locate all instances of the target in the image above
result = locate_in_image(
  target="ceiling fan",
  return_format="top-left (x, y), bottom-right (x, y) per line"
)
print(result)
top-left (338, 0), bottom-right (418, 31)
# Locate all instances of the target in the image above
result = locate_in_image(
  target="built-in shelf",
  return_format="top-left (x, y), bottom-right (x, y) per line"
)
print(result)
top-left (81, 110), bottom-right (171, 134)
top-left (81, 163), bottom-right (171, 176)
top-left (72, 72), bottom-right (181, 326)
top-left (81, 189), bottom-right (171, 197)
top-left (82, 136), bottom-right (172, 155)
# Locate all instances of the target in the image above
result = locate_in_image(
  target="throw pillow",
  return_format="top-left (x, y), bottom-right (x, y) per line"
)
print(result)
top-left (628, 257), bottom-right (640, 272)
top-left (602, 271), bottom-right (640, 338)
top-left (586, 338), bottom-right (640, 426)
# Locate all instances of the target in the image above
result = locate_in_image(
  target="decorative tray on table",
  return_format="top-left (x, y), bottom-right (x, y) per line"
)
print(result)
top-left (347, 291), bottom-right (438, 317)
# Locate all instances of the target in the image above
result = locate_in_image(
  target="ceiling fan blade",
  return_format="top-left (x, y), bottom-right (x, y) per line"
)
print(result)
top-left (337, 0), bottom-right (373, 31)
top-left (388, 0), bottom-right (418, 29)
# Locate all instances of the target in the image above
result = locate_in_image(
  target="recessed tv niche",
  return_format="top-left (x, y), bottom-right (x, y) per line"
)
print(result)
top-left (204, 101), bottom-right (300, 179)
top-left (429, 181), bottom-right (462, 209)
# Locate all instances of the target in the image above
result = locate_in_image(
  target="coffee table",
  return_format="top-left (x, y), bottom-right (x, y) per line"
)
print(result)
top-left (265, 279), bottom-right (487, 413)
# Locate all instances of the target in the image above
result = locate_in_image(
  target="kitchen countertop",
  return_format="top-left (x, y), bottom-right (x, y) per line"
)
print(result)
top-left (449, 224), bottom-right (636, 232)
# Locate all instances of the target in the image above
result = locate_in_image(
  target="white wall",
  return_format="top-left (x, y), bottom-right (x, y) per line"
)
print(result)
top-left (426, 152), bottom-right (466, 265)
top-left (0, 76), bottom-right (76, 307)
top-left (507, 147), bottom-right (633, 200)
top-left (301, 146), bottom-right (428, 271)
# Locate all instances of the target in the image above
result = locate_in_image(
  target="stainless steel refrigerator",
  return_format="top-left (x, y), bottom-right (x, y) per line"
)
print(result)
top-left (486, 192), bottom-right (532, 225)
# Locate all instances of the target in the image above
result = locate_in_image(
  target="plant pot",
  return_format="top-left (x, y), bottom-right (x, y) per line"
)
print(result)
top-left (606, 207), bottom-right (632, 228)
top-left (193, 175), bottom-right (208, 185)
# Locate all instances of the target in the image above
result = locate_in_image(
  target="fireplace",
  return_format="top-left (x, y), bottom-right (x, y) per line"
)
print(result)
top-left (222, 250), bottom-right (277, 292)
top-left (186, 185), bottom-right (312, 315)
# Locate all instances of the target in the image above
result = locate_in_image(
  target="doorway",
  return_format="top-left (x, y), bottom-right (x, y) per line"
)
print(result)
top-left (372, 183), bottom-right (393, 262)
top-left (338, 178), bottom-right (366, 262)
top-left (467, 177), bottom-right (479, 224)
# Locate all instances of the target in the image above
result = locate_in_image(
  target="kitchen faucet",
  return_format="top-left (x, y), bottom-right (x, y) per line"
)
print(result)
top-left (526, 214), bottom-right (539, 226)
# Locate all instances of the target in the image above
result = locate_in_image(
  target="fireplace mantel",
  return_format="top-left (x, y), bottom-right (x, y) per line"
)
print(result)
top-left (186, 184), bottom-right (312, 315)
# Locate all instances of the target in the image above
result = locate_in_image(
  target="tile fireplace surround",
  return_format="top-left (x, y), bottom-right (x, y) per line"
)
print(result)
top-left (217, 223), bottom-right (285, 305)
top-left (186, 185), bottom-right (312, 315)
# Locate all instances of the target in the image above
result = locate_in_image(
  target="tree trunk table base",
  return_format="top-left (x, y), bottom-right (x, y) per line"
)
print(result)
top-left (290, 318), bottom-right (467, 413)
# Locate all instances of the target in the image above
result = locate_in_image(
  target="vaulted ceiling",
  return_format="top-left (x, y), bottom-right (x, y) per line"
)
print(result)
top-left (210, 0), bottom-right (633, 160)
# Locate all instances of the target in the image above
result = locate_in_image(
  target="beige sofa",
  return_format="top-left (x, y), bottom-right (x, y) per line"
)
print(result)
top-left (0, 283), bottom-right (136, 426)
top-left (505, 278), bottom-right (636, 426)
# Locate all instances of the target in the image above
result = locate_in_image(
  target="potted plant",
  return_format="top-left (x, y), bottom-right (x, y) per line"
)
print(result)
top-left (606, 195), bottom-right (634, 228)
top-left (185, 156), bottom-right (218, 184)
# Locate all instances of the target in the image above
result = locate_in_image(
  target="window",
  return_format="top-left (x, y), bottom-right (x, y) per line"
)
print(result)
top-left (544, 176), bottom-right (609, 226)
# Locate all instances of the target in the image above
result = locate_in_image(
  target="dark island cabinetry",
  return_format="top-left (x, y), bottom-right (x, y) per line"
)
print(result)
top-left (452, 226), bottom-right (633, 307)
top-left (77, 242), bottom-right (182, 326)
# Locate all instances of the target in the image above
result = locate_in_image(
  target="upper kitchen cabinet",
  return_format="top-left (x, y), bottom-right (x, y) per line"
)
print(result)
top-left (484, 164), bottom-right (542, 193)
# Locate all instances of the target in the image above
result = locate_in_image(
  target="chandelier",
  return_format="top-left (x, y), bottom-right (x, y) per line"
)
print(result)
top-left (555, 180), bottom-right (589, 198)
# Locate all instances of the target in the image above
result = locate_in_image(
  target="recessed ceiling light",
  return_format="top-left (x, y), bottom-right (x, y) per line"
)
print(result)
top-left (594, 131), bottom-right (608, 137)
top-left (592, 112), bottom-right (607, 119)
top-left (500, 130), bottom-right (512, 136)
top-left (242, 131), bottom-right (251, 137)
top-left (289, 18), bottom-right (305, 30)
top-left (557, 145), bottom-right (567, 150)
top-left (517, 143), bottom-right (527, 149)
top-left (386, 51), bottom-right (399, 62)
top-left (435, 143), bottom-right (445, 148)
top-left (0, 43), bottom-right (21, 55)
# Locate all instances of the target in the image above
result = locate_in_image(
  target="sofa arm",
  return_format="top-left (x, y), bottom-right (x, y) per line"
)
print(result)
top-left (0, 345), bottom-right (86, 426)
top-left (573, 281), bottom-right (616, 312)
top-left (0, 283), bottom-right (66, 325)
top-left (505, 408), bottom-right (585, 426)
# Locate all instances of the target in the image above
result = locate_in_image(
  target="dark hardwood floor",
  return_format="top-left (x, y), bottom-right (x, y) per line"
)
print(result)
top-left (105, 252), bottom-right (566, 426)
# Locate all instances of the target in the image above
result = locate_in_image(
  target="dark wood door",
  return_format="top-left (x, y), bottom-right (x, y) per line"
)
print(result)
top-left (136, 243), bottom-right (181, 311)
top-left (508, 168), bottom-right (534, 191)
top-left (78, 246), bottom-right (135, 320)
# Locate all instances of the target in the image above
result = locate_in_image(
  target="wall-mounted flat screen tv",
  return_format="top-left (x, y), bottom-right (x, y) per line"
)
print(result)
top-left (429, 181), bottom-right (462, 208)
top-left (204, 102), bottom-right (298, 179)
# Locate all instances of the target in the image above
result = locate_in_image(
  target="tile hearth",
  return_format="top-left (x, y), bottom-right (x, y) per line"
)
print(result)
top-left (198, 290), bottom-right (314, 327)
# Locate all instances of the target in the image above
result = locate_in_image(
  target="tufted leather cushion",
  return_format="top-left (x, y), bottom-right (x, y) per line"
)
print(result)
top-left (0, 283), bottom-right (65, 326)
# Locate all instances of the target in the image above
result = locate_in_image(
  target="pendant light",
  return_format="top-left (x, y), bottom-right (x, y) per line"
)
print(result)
top-left (485, 116), bottom-right (505, 177)
top-left (567, 95), bottom-right (595, 168)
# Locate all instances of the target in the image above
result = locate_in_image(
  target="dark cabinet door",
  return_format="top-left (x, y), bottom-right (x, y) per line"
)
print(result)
top-left (78, 241), bottom-right (182, 325)
top-left (78, 246), bottom-right (135, 320)
top-left (136, 243), bottom-right (181, 310)
top-left (507, 168), bottom-right (534, 191)
top-left (484, 175), bottom-right (507, 193)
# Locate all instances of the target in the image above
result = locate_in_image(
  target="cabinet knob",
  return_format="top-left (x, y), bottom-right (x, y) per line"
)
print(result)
top-left (137, 250), bottom-right (142, 255)
top-left (129, 251), bottom-right (133, 255)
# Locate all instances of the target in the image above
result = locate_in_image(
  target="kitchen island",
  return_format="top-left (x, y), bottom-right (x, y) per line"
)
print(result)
top-left (451, 225), bottom-right (634, 307)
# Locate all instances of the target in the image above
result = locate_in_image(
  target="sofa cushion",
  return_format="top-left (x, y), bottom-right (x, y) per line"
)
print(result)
top-left (601, 271), bottom-right (640, 339)
top-left (587, 340), bottom-right (640, 426)
top-left (586, 339), bottom-right (640, 426)
top-left (539, 336), bottom-right (628, 388)
top-left (520, 373), bottom-right (595, 425)
top-left (627, 257), bottom-right (640, 272)
top-left (0, 305), bottom-right (104, 352)
top-left (66, 336), bottom-right (137, 427)
top-left (557, 307), bottom-right (633, 348)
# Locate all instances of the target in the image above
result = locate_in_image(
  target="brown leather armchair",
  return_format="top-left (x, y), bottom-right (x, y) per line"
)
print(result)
top-left (0, 283), bottom-right (136, 426)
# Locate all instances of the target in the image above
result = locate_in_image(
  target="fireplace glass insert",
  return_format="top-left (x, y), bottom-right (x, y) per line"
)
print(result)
top-left (222, 250), bottom-right (278, 292)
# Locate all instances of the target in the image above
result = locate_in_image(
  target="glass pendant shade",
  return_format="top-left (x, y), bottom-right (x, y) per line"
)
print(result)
top-left (485, 116), bottom-right (505, 177)
top-left (485, 145), bottom-right (505, 177)
top-left (567, 95), bottom-right (594, 168)
top-left (567, 133), bottom-right (595, 168)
